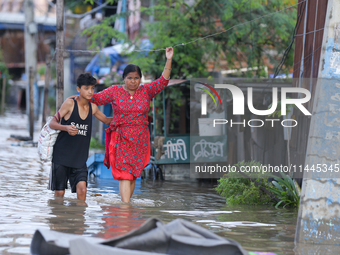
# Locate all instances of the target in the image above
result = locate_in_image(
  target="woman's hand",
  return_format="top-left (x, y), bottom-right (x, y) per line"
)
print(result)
top-left (67, 95), bottom-right (79, 101)
top-left (166, 47), bottom-right (173, 60)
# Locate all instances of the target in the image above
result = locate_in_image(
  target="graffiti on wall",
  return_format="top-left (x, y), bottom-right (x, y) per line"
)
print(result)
top-left (192, 139), bottom-right (224, 161)
top-left (161, 139), bottom-right (188, 162)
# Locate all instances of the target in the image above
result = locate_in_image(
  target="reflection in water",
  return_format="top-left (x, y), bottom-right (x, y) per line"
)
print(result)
top-left (47, 198), bottom-right (88, 235)
top-left (96, 204), bottom-right (146, 238)
top-left (212, 205), bottom-right (297, 254)
top-left (294, 243), bottom-right (340, 255)
top-left (0, 110), bottom-right (313, 255)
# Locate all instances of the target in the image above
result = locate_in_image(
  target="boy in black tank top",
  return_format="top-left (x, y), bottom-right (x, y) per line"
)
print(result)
top-left (48, 73), bottom-right (112, 201)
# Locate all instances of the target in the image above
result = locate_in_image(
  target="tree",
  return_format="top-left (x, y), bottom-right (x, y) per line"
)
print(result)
top-left (0, 48), bottom-right (10, 104)
top-left (82, 0), bottom-right (297, 135)
top-left (84, 0), bottom-right (297, 79)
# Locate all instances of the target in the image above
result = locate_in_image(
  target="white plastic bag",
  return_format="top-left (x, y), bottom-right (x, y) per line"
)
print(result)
top-left (38, 117), bottom-right (60, 162)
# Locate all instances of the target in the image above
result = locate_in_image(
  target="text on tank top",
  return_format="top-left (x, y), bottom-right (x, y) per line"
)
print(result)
top-left (52, 99), bottom-right (92, 168)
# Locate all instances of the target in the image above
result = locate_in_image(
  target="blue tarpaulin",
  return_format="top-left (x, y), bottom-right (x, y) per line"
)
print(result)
top-left (85, 39), bottom-right (153, 76)
top-left (84, 46), bottom-right (124, 75)
top-left (139, 38), bottom-right (153, 57)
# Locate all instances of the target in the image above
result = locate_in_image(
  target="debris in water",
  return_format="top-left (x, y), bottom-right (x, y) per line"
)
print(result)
top-left (90, 193), bottom-right (102, 197)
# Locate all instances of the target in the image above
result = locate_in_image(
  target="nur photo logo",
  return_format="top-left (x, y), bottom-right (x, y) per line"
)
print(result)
top-left (198, 83), bottom-right (312, 128)
top-left (197, 82), bottom-right (223, 115)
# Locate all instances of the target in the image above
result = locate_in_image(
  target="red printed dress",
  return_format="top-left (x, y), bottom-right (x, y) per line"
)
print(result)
top-left (91, 75), bottom-right (169, 180)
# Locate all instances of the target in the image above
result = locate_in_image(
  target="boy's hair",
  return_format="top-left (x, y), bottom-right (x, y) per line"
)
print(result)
top-left (76, 73), bottom-right (97, 88)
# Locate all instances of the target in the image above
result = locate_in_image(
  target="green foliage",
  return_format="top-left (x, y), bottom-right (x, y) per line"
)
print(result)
top-left (0, 48), bottom-right (9, 76)
top-left (65, 0), bottom-right (117, 13)
top-left (215, 177), bottom-right (272, 205)
top-left (64, 0), bottom-right (119, 24)
top-left (83, 0), bottom-right (116, 5)
top-left (268, 100), bottom-right (294, 118)
top-left (83, 15), bottom-right (128, 49)
top-left (102, 70), bottom-right (124, 87)
top-left (83, 0), bottom-right (95, 5)
top-left (215, 161), bottom-right (273, 205)
top-left (38, 65), bottom-right (46, 76)
top-left (93, 60), bottom-right (124, 87)
top-left (153, 85), bottom-right (186, 135)
top-left (48, 96), bottom-right (56, 116)
top-left (266, 172), bottom-right (300, 208)
top-left (0, 48), bottom-right (10, 102)
top-left (84, 0), bottom-right (297, 79)
top-left (82, 0), bottom-right (298, 136)
top-left (215, 160), bottom-right (301, 208)
top-left (90, 137), bottom-right (105, 150)
top-left (50, 62), bottom-right (57, 79)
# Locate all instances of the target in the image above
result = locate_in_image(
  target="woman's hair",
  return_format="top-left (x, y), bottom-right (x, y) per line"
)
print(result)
top-left (122, 64), bottom-right (142, 79)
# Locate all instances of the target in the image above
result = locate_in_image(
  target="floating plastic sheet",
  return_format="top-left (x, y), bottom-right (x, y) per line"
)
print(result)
top-left (31, 218), bottom-right (249, 255)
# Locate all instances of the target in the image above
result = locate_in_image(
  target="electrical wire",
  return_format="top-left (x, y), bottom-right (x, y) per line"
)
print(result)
top-left (55, 0), bottom-right (307, 54)
top-left (273, 0), bottom-right (306, 78)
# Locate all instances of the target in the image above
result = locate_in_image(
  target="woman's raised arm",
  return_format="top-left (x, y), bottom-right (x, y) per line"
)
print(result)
top-left (146, 47), bottom-right (174, 99)
top-left (162, 47), bottom-right (173, 79)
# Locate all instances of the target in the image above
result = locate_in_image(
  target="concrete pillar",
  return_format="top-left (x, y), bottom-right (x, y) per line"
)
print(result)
top-left (24, 0), bottom-right (37, 117)
top-left (295, 0), bottom-right (340, 246)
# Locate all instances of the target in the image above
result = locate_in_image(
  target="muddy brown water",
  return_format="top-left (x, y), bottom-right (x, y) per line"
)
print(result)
top-left (0, 110), bottom-right (298, 255)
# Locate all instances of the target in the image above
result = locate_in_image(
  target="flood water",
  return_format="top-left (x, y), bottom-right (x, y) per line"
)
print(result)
top-left (0, 110), bottom-right (299, 255)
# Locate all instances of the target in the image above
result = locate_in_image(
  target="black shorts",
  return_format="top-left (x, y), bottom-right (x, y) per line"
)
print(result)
top-left (48, 163), bottom-right (88, 193)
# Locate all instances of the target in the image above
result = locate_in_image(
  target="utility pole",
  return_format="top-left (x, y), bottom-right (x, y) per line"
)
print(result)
top-left (114, 0), bottom-right (126, 35)
top-left (56, 0), bottom-right (64, 110)
top-left (295, 0), bottom-right (340, 250)
top-left (29, 67), bottom-right (34, 139)
top-left (42, 55), bottom-right (51, 128)
top-left (1, 73), bottom-right (5, 115)
top-left (24, 0), bottom-right (37, 128)
top-left (149, 0), bottom-right (154, 23)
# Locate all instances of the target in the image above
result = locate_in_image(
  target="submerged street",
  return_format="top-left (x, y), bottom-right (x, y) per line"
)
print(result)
top-left (0, 109), bottom-right (297, 254)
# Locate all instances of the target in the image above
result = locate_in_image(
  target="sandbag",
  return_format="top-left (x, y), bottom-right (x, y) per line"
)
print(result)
top-left (37, 117), bottom-right (60, 162)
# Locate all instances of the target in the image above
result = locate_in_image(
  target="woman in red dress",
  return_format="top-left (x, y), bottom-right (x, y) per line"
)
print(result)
top-left (91, 47), bottom-right (173, 202)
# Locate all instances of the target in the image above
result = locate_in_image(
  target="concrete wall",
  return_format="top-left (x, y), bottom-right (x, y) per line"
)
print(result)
top-left (295, 0), bottom-right (340, 246)
top-left (162, 164), bottom-right (191, 180)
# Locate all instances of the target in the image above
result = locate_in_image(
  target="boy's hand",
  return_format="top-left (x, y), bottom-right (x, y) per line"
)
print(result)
top-left (106, 117), bottom-right (113, 125)
top-left (66, 125), bottom-right (78, 136)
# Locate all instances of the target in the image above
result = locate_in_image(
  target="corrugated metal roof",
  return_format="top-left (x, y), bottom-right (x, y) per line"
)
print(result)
top-left (0, 0), bottom-right (56, 15)
top-left (0, 0), bottom-right (56, 27)
top-left (0, 12), bottom-right (56, 26)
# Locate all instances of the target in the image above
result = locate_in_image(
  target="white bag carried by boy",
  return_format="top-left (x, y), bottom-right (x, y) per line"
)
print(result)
top-left (38, 116), bottom-right (60, 162)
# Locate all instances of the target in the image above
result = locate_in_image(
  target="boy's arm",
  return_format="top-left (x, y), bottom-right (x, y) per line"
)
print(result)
top-left (49, 99), bottom-right (79, 136)
top-left (91, 103), bottom-right (112, 125)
